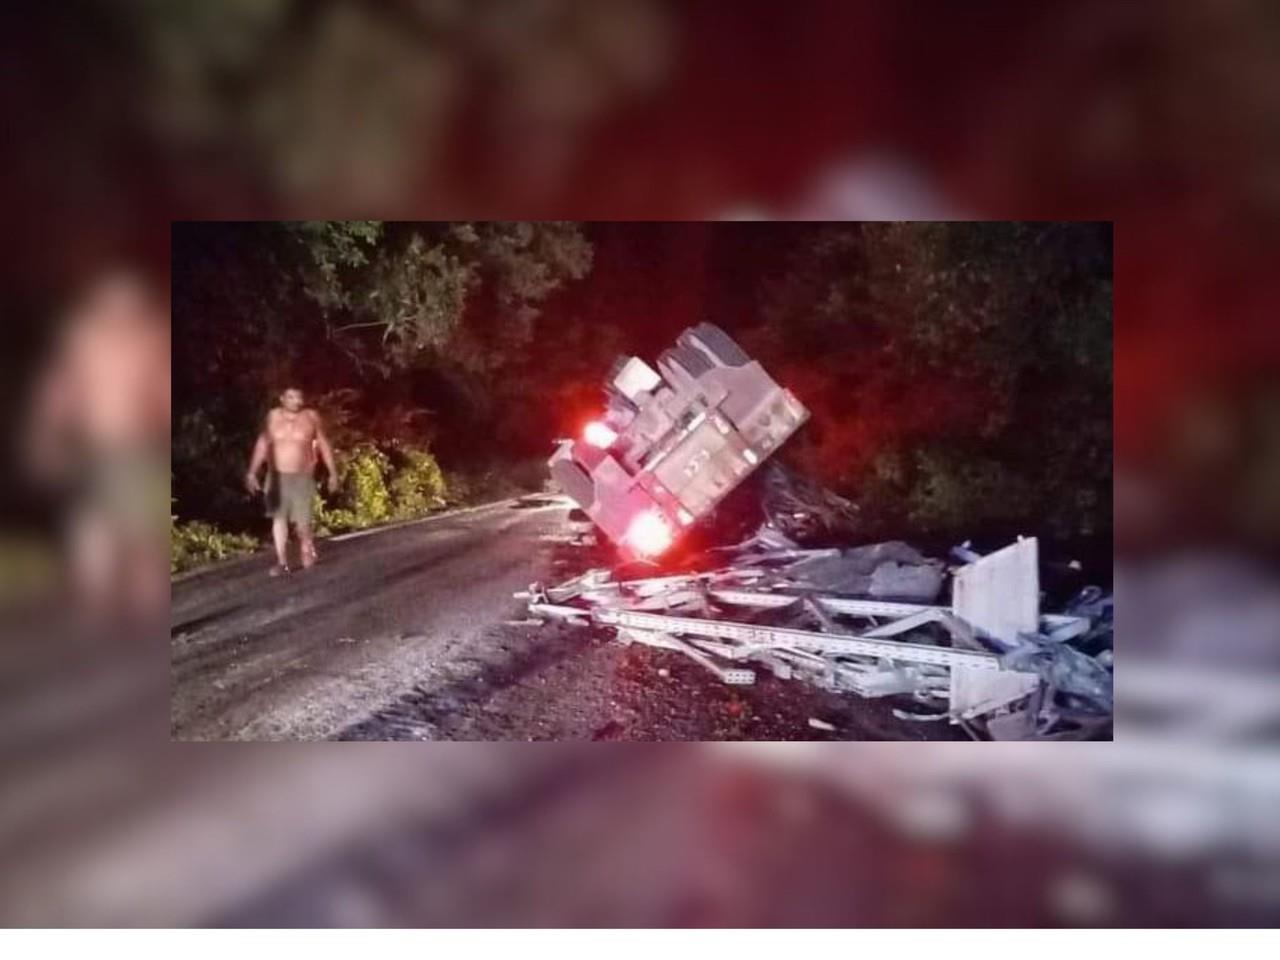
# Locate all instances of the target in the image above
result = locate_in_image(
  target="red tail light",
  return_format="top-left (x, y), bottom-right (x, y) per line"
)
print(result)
top-left (625, 510), bottom-right (674, 557)
top-left (582, 420), bottom-right (617, 448)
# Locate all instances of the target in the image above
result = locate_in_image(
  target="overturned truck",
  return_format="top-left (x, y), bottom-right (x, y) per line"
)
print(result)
top-left (549, 323), bottom-right (809, 560)
top-left (532, 324), bottom-right (1113, 740)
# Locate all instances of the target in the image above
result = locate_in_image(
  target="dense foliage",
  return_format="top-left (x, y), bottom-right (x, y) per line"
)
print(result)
top-left (311, 441), bottom-right (450, 535)
top-left (173, 221), bottom-right (1110, 567)
top-left (172, 220), bottom-right (590, 538)
top-left (171, 518), bottom-right (259, 574)
top-left (743, 222), bottom-right (1112, 540)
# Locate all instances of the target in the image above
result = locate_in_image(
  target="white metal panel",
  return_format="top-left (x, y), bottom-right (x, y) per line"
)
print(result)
top-left (951, 537), bottom-right (1040, 648)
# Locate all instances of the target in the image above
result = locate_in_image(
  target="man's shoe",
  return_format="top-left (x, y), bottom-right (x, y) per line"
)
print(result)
top-left (268, 563), bottom-right (291, 577)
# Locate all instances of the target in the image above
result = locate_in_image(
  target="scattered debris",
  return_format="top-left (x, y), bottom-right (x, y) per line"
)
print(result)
top-left (520, 531), bottom-right (1112, 740)
top-left (807, 717), bottom-right (837, 732)
top-left (530, 323), bottom-right (1111, 740)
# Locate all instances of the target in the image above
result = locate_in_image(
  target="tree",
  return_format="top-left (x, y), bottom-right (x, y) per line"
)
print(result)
top-left (744, 222), bottom-right (1112, 540)
top-left (171, 220), bottom-right (594, 527)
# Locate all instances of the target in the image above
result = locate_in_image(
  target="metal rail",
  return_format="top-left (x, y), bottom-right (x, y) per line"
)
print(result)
top-left (592, 608), bottom-right (1004, 671)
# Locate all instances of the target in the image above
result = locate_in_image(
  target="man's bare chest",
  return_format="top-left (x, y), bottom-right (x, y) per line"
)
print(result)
top-left (270, 414), bottom-right (314, 444)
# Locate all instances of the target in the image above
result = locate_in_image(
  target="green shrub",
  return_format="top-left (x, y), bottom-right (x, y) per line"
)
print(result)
top-left (315, 442), bottom-right (393, 533)
top-left (171, 519), bottom-right (258, 574)
top-left (388, 445), bottom-right (447, 519)
top-left (314, 443), bottom-right (451, 533)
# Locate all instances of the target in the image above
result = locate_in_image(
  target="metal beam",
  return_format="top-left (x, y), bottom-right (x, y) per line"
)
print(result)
top-left (708, 588), bottom-right (935, 619)
top-left (593, 608), bottom-right (1004, 670)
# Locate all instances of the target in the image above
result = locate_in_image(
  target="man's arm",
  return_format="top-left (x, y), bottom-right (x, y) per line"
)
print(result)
top-left (245, 423), bottom-right (270, 494)
top-left (313, 413), bottom-right (339, 493)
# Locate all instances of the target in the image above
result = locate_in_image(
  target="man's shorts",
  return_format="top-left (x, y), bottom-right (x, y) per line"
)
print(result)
top-left (264, 471), bottom-right (316, 526)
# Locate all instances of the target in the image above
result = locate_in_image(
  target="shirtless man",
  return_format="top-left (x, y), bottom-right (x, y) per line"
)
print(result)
top-left (24, 271), bottom-right (170, 619)
top-left (244, 388), bottom-right (338, 576)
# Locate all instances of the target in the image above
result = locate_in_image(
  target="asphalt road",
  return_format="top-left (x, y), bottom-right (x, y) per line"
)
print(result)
top-left (171, 496), bottom-right (958, 742)
top-left (170, 498), bottom-right (572, 740)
